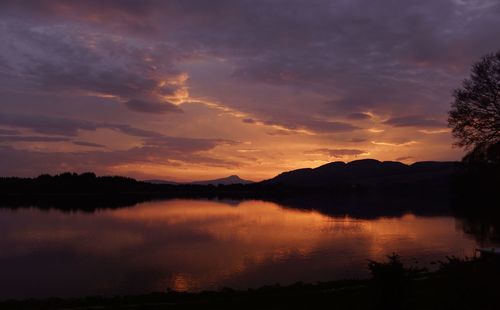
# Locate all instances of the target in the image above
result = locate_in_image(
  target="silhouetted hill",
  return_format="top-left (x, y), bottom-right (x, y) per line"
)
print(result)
top-left (192, 175), bottom-right (253, 185)
top-left (0, 159), bottom-right (467, 211)
top-left (145, 175), bottom-right (253, 186)
top-left (261, 159), bottom-right (458, 190)
top-left (0, 160), bottom-right (460, 198)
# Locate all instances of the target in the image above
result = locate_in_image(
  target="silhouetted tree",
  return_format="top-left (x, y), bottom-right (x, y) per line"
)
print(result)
top-left (449, 51), bottom-right (500, 163)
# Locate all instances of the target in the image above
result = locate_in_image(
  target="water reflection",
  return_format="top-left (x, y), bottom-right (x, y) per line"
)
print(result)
top-left (0, 199), bottom-right (481, 299)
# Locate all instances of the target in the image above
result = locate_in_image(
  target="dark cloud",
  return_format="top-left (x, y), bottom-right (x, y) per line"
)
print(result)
top-left (3, 0), bottom-right (500, 120)
top-left (395, 156), bottom-right (414, 161)
top-left (346, 138), bottom-right (368, 143)
top-left (306, 148), bottom-right (368, 158)
top-left (0, 0), bottom-right (160, 35)
top-left (72, 141), bottom-right (106, 148)
top-left (242, 118), bottom-right (256, 124)
top-left (0, 135), bottom-right (69, 143)
top-left (125, 99), bottom-right (182, 114)
top-left (302, 120), bottom-right (361, 133)
top-left (383, 115), bottom-right (447, 128)
top-left (4, 1), bottom-right (499, 110)
top-left (104, 124), bottom-right (163, 139)
top-left (346, 113), bottom-right (372, 120)
top-left (260, 118), bottom-right (360, 134)
top-left (0, 113), bottom-right (98, 136)
top-left (0, 113), bottom-right (235, 152)
top-left (265, 130), bottom-right (294, 136)
top-left (0, 113), bottom-right (162, 138)
top-left (0, 20), bottom-right (186, 114)
top-left (240, 115), bottom-right (360, 134)
top-left (0, 128), bottom-right (20, 135)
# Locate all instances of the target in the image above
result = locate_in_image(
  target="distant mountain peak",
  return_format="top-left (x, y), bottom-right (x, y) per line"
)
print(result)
top-left (191, 175), bottom-right (253, 185)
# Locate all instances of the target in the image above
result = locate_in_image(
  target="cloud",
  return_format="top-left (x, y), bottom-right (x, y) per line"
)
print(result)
top-left (305, 148), bottom-right (368, 158)
top-left (241, 115), bottom-right (360, 135)
top-left (259, 118), bottom-right (360, 134)
top-left (242, 118), bottom-right (256, 124)
top-left (0, 113), bottom-right (163, 138)
top-left (0, 135), bottom-right (69, 143)
top-left (0, 0), bottom-right (492, 177)
top-left (124, 99), bottom-right (182, 114)
top-left (346, 113), bottom-right (372, 120)
top-left (346, 137), bottom-right (368, 143)
top-left (5, 0), bottom-right (499, 119)
top-left (0, 128), bottom-right (20, 135)
top-left (0, 113), bottom-right (97, 136)
top-left (0, 113), bottom-right (236, 151)
top-left (371, 140), bottom-right (419, 147)
top-left (0, 140), bottom-right (239, 177)
top-left (301, 120), bottom-right (361, 134)
top-left (383, 116), bottom-right (447, 128)
top-left (0, 0), bottom-right (160, 35)
top-left (0, 20), bottom-right (187, 113)
top-left (418, 128), bottom-right (451, 134)
top-left (143, 136), bottom-right (235, 153)
top-left (266, 130), bottom-right (295, 136)
top-left (72, 141), bottom-right (106, 148)
top-left (395, 156), bottom-right (414, 161)
top-left (0, 112), bottom-right (240, 177)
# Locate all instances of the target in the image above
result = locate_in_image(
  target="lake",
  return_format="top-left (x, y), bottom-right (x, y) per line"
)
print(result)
top-left (0, 198), bottom-right (490, 300)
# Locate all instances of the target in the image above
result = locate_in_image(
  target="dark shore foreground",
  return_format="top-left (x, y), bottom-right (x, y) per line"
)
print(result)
top-left (2, 256), bottom-right (499, 310)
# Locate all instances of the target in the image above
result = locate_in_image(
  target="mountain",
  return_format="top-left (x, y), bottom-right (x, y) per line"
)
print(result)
top-left (191, 175), bottom-right (253, 185)
top-left (261, 159), bottom-right (458, 189)
top-left (144, 175), bottom-right (253, 186)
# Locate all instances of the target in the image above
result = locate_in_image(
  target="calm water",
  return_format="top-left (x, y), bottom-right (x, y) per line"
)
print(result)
top-left (0, 199), bottom-right (488, 299)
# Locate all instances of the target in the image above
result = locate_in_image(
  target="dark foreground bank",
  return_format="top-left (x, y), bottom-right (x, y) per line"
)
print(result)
top-left (2, 255), bottom-right (499, 310)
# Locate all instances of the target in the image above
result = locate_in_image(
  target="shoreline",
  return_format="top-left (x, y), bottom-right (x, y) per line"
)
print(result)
top-left (2, 256), bottom-right (499, 309)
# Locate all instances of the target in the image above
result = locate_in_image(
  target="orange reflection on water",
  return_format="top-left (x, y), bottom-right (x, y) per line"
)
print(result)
top-left (105, 200), bottom-right (477, 289)
top-left (0, 199), bottom-right (480, 299)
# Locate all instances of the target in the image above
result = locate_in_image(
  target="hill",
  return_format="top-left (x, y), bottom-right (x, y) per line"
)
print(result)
top-left (260, 159), bottom-right (458, 190)
top-left (192, 175), bottom-right (253, 185)
top-left (0, 160), bottom-right (462, 208)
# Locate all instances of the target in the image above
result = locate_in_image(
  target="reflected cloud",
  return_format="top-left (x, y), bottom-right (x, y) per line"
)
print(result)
top-left (0, 199), bottom-right (480, 299)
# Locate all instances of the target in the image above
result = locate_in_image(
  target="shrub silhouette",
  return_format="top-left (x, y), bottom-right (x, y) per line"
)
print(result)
top-left (368, 254), bottom-right (426, 309)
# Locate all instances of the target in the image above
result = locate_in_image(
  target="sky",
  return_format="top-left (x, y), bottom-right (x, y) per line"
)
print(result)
top-left (0, 0), bottom-right (499, 181)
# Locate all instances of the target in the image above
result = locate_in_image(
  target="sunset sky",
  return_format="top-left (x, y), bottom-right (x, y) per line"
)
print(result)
top-left (1, 0), bottom-right (499, 181)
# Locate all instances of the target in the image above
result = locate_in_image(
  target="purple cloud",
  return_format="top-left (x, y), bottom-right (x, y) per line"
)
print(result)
top-left (383, 115), bottom-right (447, 128)
top-left (72, 141), bottom-right (106, 148)
top-left (125, 99), bottom-right (182, 114)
